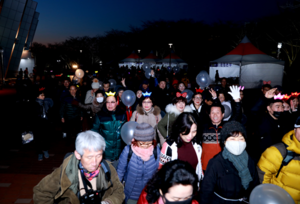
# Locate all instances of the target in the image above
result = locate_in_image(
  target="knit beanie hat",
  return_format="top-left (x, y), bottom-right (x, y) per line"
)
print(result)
top-left (133, 123), bottom-right (155, 141)
top-left (295, 116), bottom-right (300, 128)
top-left (91, 78), bottom-right (100, 89)
top-left (220, 121), bottom-right (247, 143)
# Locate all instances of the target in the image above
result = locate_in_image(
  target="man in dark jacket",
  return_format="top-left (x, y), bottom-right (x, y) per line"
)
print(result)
top-left (60, 85), bottom-right (83, 139)
top-left (33, 131), bottom-right (125, 204)
top-left (151, 76), bottom-right (170, 114)
top-left (254, 97), bottom-right (284, 162)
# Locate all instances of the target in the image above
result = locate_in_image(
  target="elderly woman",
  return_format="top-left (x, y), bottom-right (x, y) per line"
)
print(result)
top-left (91, 91), bottom-right (126, 168)
top-left (117, 123), bottom-right (160, 204)
top-left (137, 160), bottom-right (199, 204)
top-left (200, 121), bottom-right (259, 204)
top-left (130, 93), bottom-right (162, 143)
top-left (159, 113), bottom-right (203, 182)
top-left (158, 93), bottom-right (193, 143)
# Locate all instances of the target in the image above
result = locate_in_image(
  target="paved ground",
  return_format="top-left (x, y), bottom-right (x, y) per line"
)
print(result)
top-left (0, 88), bottom-right (75, 204)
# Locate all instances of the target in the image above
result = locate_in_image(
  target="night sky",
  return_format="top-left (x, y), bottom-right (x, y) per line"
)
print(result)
top-left (34, 0), bottom-right (287, 44)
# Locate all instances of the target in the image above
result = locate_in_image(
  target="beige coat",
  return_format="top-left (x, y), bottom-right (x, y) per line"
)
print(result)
top-left (130, 105), bottom-right (164, 145)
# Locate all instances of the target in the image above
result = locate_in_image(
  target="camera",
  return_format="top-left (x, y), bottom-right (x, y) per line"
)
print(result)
top-left (79, 189), bottom-right (104, 204)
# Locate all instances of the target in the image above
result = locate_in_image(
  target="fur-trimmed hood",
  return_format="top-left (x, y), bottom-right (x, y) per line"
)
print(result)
top-left (165, 103), bottom-right (193, 116)
top-left (136, 105), bottom-right (161, 116)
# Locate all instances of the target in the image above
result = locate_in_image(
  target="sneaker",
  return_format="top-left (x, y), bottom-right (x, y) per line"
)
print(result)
top-left (43, 151), bottom-right (49, 159)
top-left (38, 154), bottom-right (43, 161)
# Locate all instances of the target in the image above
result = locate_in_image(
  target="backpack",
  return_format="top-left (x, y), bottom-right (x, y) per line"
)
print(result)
top-left (127, 145), bottom-right (158, 164)
top-left (275, 142), bottom-right (300, 178)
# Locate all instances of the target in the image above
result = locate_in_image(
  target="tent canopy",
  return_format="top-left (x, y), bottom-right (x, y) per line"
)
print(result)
top-left (211, 36), bottom-right (284, 65)
top-left (120, 51), bottom-right (141, 63)
top-left (141, 51), bottom-right (159, 63)
top-left (158, 51), bottom-right (186, 64)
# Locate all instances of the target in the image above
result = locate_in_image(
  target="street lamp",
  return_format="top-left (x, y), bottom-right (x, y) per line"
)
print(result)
top-left (277, 42), bottom-right (282, 59)
top-left (0, 47), bottom-right (4, 89)
top-left (72, 64), bottom-right (78, 69)
top-left (138, 50), bottom-right (141, 68)
top-left (168, 43), bottom-right (173, 67)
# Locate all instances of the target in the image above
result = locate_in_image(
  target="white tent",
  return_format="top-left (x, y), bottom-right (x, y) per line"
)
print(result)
top-left (209, 36), bottom-right (285, 89)
top-left (157, 51), bottom-right (188, 68)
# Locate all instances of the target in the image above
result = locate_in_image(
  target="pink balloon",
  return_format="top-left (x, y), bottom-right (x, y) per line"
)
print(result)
top-left (75, 69), bottom-right (84, 79)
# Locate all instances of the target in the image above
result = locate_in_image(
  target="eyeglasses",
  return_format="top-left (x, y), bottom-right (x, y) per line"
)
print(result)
top-left (194, 97), bottom-right (202, 100)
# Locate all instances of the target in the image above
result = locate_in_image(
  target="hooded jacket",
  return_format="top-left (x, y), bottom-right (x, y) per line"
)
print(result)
top-left (157, 103), bottom-right (193, 139)
top-left (92, 105), bottom-right (126, 161)
top-left (33, 154), bottom-right (125, 204)
top-left (257, 130), bottom-right (300, 204)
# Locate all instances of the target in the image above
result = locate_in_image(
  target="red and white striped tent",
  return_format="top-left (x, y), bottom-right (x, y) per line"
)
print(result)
top-left (141, 51), bottom-right (159, 66)
top-left (157, 51), bottom-right (188, 68)
top-left (119, 51), bottom-right (141, 67)
top-left (209, 36), bottom-right (284, 88)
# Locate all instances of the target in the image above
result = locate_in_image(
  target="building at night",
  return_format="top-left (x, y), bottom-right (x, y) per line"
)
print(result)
top-left (0, 0), bottom-right (39, 78)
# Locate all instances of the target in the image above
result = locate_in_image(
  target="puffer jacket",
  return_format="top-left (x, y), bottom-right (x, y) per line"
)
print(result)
top-left (130, 105), bottom-right (164, 145)
top-left (117, 145), bottom-right (160, 202)
top-left (33, 154), bottom-right (125, 204)
top-left (157, 103), bottom-right (193, 139)
top-left (92, 105), bottom-right (126, 161)
top-left (257, 130), bottom-right (300, 204)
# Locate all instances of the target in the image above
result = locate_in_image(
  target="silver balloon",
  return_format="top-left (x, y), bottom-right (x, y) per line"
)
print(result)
top-left (182, 89), bottom-right (193, 103)
top-left (142, 63), bottom-right (151, 71)
top-left (222, 102), bottom-right (232, 119)
top-left (121, 90), bottom-right (136, 107)
top-left (250, 184), bottom-right (294, 204)
top-left (109, 79), bottom-right (116, 88)
top-left (196, 70), bottom-right (211, 88)
top-left (145, 69), bottom-right (152, 79)
top-left (121, 121), bottom-right (139, 145)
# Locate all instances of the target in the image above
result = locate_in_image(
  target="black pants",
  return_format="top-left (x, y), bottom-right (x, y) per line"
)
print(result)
top-left (63, 117), bottom-right (82, 138)
top-left (34, 119), bottom-right (50, 154)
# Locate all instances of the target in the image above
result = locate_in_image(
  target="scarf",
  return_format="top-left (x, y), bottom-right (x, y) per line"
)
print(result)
top-left (78, 162), bottom-right (101, 181)
top-left (126, 106), bottom-right (132, 121)
top-left (131, 144), bottom-right (154, 161)
top-left (222, 148), bottom-right (253, 190)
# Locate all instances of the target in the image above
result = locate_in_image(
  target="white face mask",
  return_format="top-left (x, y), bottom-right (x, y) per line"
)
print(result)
top-left (225, 141), bottom-right (246, 155)
top-left (96, 97), bottom-right (104, 103)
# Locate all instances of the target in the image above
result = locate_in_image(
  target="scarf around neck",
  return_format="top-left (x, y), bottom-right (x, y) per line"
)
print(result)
top-left (222, 148), bottom-right (253, 190)
top-left (78, 162), bottom-right (101, 181)
top-left (131, 144), bottom-right (154, 161)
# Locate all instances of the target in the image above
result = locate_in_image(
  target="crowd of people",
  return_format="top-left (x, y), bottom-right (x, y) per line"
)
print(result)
top-left (15, 66), bottom-right (300, 204)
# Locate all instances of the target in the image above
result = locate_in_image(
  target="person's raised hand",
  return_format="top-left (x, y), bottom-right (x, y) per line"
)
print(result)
top-left (150, 70), bottom-right (155, 77)
top-left (265, 88), bottom-right (277, 99)
top-left (209, 88), bottom-right (217, 99)
top-left (228, 85), bottom-right (241, 102)
top-left (121, 78), bottom-right (126, 87)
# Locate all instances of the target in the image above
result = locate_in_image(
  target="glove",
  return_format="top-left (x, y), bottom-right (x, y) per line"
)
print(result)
top-left (101, 201), bottom-right (109, 204)
top-left (228, 85), bottom-right (240, 100)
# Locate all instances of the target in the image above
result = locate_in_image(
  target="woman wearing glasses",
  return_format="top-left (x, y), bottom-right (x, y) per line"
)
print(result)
top-left (130, 92), bottom-right (163, 144)
top-left (117, 123), bottom-right (160, 204)
top-left (91, 91), bottom-right (126, 168)
top-left (190, 89), bottom-right (209, 125)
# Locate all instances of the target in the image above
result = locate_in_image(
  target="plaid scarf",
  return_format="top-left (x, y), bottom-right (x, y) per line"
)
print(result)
top-left (222, 148), bottom-right (253, 190)
top-left (79, 162), bottom-right (101, 181)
